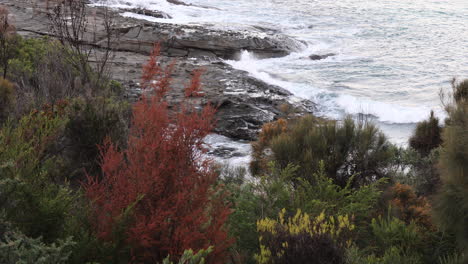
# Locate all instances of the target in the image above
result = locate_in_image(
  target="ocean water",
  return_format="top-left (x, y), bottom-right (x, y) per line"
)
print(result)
top-left (93, 0), bottom-right (468, 146)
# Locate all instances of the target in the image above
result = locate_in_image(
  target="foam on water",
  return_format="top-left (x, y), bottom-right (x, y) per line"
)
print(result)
top-left (227, 50), bottom-right (444, 131)
top-left (203, 134), bottom-right (252, 171)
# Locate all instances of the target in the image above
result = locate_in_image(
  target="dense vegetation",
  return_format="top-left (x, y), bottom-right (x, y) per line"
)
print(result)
top-left (1, 3), bottom-right (468, 264)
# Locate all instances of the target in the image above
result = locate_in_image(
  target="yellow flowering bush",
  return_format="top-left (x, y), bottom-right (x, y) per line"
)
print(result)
top-left (255, 209), bottom-right (354, 264)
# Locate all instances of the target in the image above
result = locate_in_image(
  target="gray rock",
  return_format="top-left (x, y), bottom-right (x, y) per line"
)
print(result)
top-left (114, 22), bottom-right (303, 59)
top-left (309, 53), bottom-right (336, 60)
top-left (5, 0), bottom-right (316, 141)
top-left (166, 0), bottom-right (190, 6)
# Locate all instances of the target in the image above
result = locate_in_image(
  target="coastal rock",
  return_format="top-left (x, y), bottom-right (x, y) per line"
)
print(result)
top-left (114, 21), bottom-right (303, 59)
top-left (5, 0), bottom-right (315, 141)
top-left (107, 52), bottom-right (315, 140)
top-left (309, 53), bottom-right (335, 60)
top-left (166, 0), bottom-right (190, 6)
top-left (166, 0), bottom-right (222, 10)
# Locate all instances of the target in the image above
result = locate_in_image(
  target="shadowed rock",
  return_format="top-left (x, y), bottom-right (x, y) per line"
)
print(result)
top-left (309, 53), bottom-right (335, 60)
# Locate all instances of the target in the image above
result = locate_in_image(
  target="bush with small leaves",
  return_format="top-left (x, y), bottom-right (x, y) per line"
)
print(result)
top-left (64, 97), bottom-right (130, 180)
top-left (255, 209), bottom-right (353, 264)
top-left (0, 219), bottom-right (75, 264)
top-left (163, 247), bottom-right (213, 264)
top-left (250, 119), bottom-right (288, 175)
top-left (396, 147), bottom-right (441, 196)
top-left (434, 79), bottom-right (468, 261)
top-left (253, 115), bottom-right (396, 188)
top-left (294, 161), bottom-right (386, 226)
top-left (0, 110), bottom-right (74, 242)
top-left (84, 44), bottom-right (233, 263)
top-left (346, 215), bottom-right (425, 264)
top-left (389, 183), bottom-right (433, 230)
top-left (409, 111), bottom-right (442, 156)
top-left (0, 77), bottom-right (14, 122)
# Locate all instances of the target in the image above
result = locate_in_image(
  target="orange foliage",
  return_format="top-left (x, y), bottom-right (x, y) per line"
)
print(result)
top-left (390, 183), bottom-right (433, 230)
top-left (84, 44), bottom-right (232, 263)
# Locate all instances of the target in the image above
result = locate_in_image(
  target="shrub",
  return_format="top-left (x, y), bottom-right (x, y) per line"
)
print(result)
top-left (433, 79), bottom-right (468, 260)
top-left (141, 43), bottom-right (175, 98)
top-left (64, 97), bottom-right (130, 180)
top-left (0, 77), bottom-right (14, 122)
top-left (225, 181), bottom-right (261, 264)
top-left (185, 68), bottom-right (205, 97)
top-left (7, 36), bottom-right (48, 82)
top-left (84, 45), bottom-right (233, 263)
top-left (438, 253), bottom-right (464, 264)
top-left (294, 161), bottom-right (385, 224)
top-left (0, 110), bottom-right (74, 242)
top-left (346, 246), bottom-right (423, 264)
top-left (223, 163), bottom-right (298, 264)
top-left (163, 247), bottom-right (213, 264)
top-left (0, 219), bottom-right (75, 264)
top-left (370, 215), bottom-right (422, 255)
top-left (250, 118), bottom-right (288, 175)
top-left (365, 215), bottom-right (424, 263)
top-left (254, 115), bottom-right (396, 187)
top-left (255, 209), bottom-right (353, 264)
top-left (409, 111), bottom-right (442, 156)
top-left (389, 183), bottom-right (433, 230)
top-left (396, 147), bottom-right (441, 196)
top-left (0, 6), bottom-right (17, 79)
top-left (453, 79), bottom-right (468, 104)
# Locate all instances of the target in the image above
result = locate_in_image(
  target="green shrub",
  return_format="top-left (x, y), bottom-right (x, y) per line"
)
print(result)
top-left (224, 163), bottom-right (296, 264)
top-left (162, 247), bottom-right (213, 264)
top-left (409, 111), bottom-right (442, 156)
top-left (294, 161), bottom-right (386, 224)
top-left (0, 219), bottom-right (75, 264)
top-left (7, 36), bottom-right (48, 81)
top-left (370, 215), bottom-right (422, 254)
top-left (64, 97), bottom-right (130, 180)
top-left (347, 246), bottom-right (422, 264)
top-left (346, 214), bottom-right (424, 264)
top-left (258, 115), bottom-right (396, 187)
top-left (395, 147), bottom-right (441, 196)
top-left (225, 182), bottom-right (261, 264)
top-left (6, 36), bottom-right (122, 114)
top-left (433, 79), bottom-right (468, 260)
top-left (453, 79), bottom-right (468, 104)
top-left (0, 77), bottom-right (15, 122)
top-left (0, 111), bottom-right (74, 242)
top-left (438, 253), bottom-right (464, 264)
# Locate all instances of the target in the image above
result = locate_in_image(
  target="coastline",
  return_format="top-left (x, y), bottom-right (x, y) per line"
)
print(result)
top-left (3, 0), bottom-right (316, 167)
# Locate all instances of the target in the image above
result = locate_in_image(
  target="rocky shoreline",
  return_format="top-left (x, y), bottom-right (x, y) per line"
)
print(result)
top-left (3, 0), bottom-right (315, 147)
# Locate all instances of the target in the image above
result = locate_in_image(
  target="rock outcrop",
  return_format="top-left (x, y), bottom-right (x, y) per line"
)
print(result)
top-left (2, 0), bottom-right (315, 141)
top-left (309, 53), bottom-right (336, 60)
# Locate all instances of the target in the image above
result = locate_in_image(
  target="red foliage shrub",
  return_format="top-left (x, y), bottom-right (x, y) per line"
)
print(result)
top-left (84, 45), bottom-right (233, 263)
top-left (184, 68), bottom-right (205, 97)
top-left (141, 43), bottom-right (175, 98)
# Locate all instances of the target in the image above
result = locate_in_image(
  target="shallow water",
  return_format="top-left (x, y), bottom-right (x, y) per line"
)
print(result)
top-left (94, 0), bottom-right (468, 145)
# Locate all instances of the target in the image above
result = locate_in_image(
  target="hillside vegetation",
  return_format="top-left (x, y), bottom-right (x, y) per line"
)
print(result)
top-left (1, 3), bottom-right (468, 264)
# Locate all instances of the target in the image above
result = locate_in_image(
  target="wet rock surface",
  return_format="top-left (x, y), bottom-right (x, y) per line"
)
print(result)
top-left (309, 53), bottom-right (336, 60)
top-left (3, 0), bottom-right (316, 141)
